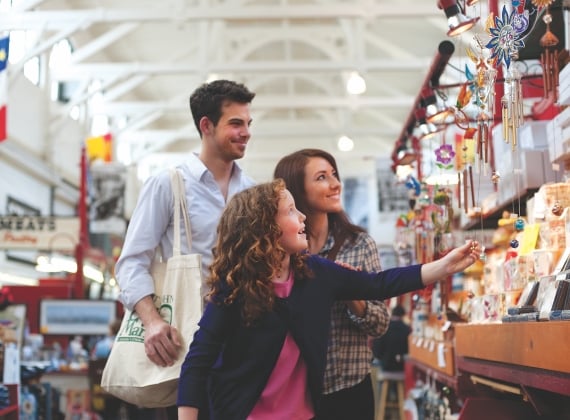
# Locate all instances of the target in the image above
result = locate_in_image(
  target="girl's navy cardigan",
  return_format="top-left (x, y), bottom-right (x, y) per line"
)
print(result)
top-left (177, 255), bottom-right (424, 419)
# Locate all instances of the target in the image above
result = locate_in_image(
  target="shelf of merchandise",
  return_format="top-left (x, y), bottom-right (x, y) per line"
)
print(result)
top-left (461, 188), bottom-right (538, 231)
top-left (407, 336), bottom-right (455, 377)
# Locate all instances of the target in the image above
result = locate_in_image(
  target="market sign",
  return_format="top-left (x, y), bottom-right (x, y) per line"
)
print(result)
top-left (0, 216), bottom-right (79, 251)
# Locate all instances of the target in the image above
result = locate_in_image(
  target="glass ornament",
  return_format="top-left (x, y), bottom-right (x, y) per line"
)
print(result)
top-left (552, 201), bottom-right (563, 216)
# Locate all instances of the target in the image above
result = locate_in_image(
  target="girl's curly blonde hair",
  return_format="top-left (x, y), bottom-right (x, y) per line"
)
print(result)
top-left (206, 178), bottom-right (311, 325)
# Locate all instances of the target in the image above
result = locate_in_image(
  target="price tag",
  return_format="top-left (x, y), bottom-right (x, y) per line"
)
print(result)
top-left (437, 342), bottom-right (446, 368)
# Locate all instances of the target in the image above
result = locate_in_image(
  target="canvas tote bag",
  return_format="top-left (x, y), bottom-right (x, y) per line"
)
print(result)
top-left (101, 168), bottom-right (202, 407)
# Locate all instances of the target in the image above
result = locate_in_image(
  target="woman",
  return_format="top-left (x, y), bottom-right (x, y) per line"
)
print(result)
top-left (177, 179), bottom-right (480, 419)
top-left (274, 149), bottom-right (388, 419)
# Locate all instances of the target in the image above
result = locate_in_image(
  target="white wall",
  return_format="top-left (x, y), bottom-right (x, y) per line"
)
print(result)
top-left (0, 75), bottom-right (81, 282)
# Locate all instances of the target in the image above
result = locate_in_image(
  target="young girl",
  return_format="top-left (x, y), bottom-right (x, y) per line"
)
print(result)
top-left (274, 149), bottom-right (388, 420)
top-left (177, 179), bottom-right (479, 420)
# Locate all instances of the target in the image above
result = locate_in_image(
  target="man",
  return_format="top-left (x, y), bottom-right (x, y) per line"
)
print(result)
top-left (372, 304), bottom-right (411, 372)
top-left (115, 80), bottom-right (256, 417)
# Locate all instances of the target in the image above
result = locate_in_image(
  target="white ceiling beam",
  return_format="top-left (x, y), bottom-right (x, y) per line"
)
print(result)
top-left (116, 110), bottom-right (165, 134)
top-left (69, 22), bottom-right (140, 64)
top-left (97, 95), bottom-right (415, 116)
top-left (13, 0), bottom-right (47, 12)
top-left (102, 74), bottom-right (149, 102)
top-left (0, 5), bottom-right (443, 29)
top-left (118, 124), bottom-right (400, 141)
top-left (52, 59), bottom-right (432, 80)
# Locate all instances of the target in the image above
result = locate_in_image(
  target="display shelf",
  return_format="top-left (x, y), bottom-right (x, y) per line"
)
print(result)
top-left (408, 336), bottom-right (455, 377)
top-left (0, 384), bottom-right (18, 420)
top-left (406, 357), bottom-right (458, 391)
top-left (461, 188), bottom-right (537, 231)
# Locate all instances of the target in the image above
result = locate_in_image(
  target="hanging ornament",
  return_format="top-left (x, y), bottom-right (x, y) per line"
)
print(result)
top-left (466, 37), bottom-right (497, 175)
top-left (531, 0), bottom-right (555, 8)
top-left (552, 201), bottom-right (563, 216)
top-left (486, 6), bottom-right (527, 69)
top-left (434, 143), bottom-right (456, 170)
top-left (491, 171), bottom-right (501, 184)
top-left (514, 217), bottom-right (525, 231)
top-left (479, 246), bottom-right (487, 262)
top-left (502, 69), bottom-right (523, 150)
top-left (456, 83), bottom-right (473, 109)
top-left (539, 7), bottom-right (560, 103)
top-left (510, 239), bottom-right (520, 248)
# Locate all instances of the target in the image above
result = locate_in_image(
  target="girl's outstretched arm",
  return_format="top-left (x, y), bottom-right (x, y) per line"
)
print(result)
top-left (420, 240), bottom-right (480, 286)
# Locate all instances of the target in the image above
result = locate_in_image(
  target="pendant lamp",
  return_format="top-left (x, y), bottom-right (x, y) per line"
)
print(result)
top-left (438, 0), bottom-right (480, 37)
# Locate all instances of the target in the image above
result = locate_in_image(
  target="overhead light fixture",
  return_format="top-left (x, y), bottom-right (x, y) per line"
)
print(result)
top-left (395, 164), bottom-right (414, 181)
top-left (415, 108), bottom-right (443, 139)
top-left (421, 86), bottom-right (453, 124)
top-left (421, 86), bottom-right (437, 111)
top-left (427, 105), bottom-right (453, 124)
top-left (337, 135), bottom-right (354, 152)
top-left (36, 254), bottom-right (105, 283)
top-left (395, 138), bottom-right (418, 166)
top-left (346, 71), bottom-right (366, 95)
top-left (438, 0), bottom-right (480, 37)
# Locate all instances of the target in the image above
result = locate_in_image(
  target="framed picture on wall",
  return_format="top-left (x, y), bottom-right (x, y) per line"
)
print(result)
top-left (39, 299), bottom-right (117, 335)
top-left (5, 196), bottom-right (41, 265)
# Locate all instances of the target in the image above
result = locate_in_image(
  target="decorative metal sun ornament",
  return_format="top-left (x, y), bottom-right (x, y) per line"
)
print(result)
top-left (531, 0), bottom-right (555, 7)
top-left (486, 5), bottom-right (528, 68)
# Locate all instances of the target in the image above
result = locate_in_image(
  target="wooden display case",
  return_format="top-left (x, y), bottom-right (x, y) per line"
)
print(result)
top-left (455, 322), bottom-right (570, 418)
top-left (455, 321), bottom-right (570, 373)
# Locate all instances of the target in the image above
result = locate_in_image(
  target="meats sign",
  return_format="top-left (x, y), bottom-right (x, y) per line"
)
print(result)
top-left (0, 216), bottom-right (80, 251)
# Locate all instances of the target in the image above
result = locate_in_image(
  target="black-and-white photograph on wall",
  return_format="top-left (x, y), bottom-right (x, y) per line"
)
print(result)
top-left (88, 163), bottom-right (127, 235)
top-left (376, 160), bottom-right (410, 213)
top-left (343, 177), bottom-right (369, 230)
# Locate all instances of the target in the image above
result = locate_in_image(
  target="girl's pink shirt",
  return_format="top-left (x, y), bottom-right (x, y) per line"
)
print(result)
top-left (247, 271), bottom-right (315, 420)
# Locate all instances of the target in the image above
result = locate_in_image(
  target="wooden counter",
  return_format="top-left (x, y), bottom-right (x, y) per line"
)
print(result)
top-left (455, 321), bottom-right (570, 373)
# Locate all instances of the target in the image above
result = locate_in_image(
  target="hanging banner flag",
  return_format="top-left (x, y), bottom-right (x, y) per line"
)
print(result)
top-left (86, 133), bottom-right (113, 162)
top-left (0, 35), bottom-right (10, 142)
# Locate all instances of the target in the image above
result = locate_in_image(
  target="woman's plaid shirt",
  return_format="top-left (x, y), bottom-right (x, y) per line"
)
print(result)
top-left (320, 231), bottom-right (390, 394)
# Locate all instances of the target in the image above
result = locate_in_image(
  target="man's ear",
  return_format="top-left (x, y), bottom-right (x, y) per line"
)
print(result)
top-left (199, 117), bottom-right (213, 135)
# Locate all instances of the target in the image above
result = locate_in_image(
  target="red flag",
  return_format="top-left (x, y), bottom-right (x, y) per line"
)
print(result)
top-left (0, 35), bottom-right (10, 142)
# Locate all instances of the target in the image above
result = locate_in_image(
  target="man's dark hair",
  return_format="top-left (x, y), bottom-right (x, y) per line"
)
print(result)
top-left (189, 80), bottom-right (255, 137)
top-left (392, 304), bottom-right (406, 317)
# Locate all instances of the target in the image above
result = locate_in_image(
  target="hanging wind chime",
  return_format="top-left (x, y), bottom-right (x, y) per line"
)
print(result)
top-left (539, 5), bottom-right (560, 102)
top-left (477, 2), bottom-right (530, 252)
